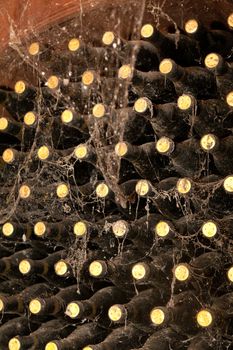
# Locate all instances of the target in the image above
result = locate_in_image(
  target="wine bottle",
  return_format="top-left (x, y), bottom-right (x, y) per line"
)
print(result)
top-left (29, 284), bottom-right (90, 316)
top-left (8, 319), bottom-right (74, 350)
top-left (45, 323), bottom-right (108, 350)
top-left (0, 221), bottom-right (32, 240)
top-left (87, 249), bottom-right (144, 287)
top-left (184, 18), bottom-right (233, 57)
top-left (0, 85), bottom-right (35, 119)
top-left (205, 53), bottom-right (233, 97)
top-left (150, 291), bottom-right (201, 333)
top-left (115, 141), bottom-right (167, 181)
top-left (131, 250), bottom-right (176, 288)
top-left (74, 143), bottom-right (97, 166)
top-left (0, 247), bottom-right (47, 279)
top-left (65, 286), bottom-right (130, 320)
top-left (133, 96), bottom-right (191, 141)
top-left (108, 288), bottom-right (167, 326)
top-left (159, 58), bottom-right (217, 99)
top-left (1, 148), bottom-right (27, 166)
top-left (0, 117), bottom-right (22, 139)
top-left (0, 282), bottom-right (55, 314)
top-left (208, 175), bottom-right (233, 215)
top-left (187, 334), bottom-right (219, 350)
top-left (111, 213), bottom-right (164, 246)
top-left (102, 31), bottom-right (160, 71)
top-left (83, 325), bottom-right (147, 350)
top-left (196, 292), bottom-right (233, 329)
top-left (18, 250), bottom-right (67, 277)
top-left (173, 252), bottom-right (223, 288)
top-left (133, 327), bottom-right (185, 350)
top-left (176, 93), bottom-right (233, 138)
top-left (140, 23), bottom-right (200, 66)
top-left (135, 177), bottom-right (193, 219)
top-left (118, 64), bottom-right (176, 103)
top-left (200, 134), bottom-right (233, 175)
top-left (0, 316), bottom-right (39, 349)
top-left (156, 136), bottom-right (203, 178)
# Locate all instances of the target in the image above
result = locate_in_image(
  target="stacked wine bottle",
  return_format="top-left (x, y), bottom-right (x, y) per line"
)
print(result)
top-left (0, 10), bottom-right (233, 350)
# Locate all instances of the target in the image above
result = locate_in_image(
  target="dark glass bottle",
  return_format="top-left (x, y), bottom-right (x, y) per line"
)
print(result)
top-left (133, 96), bottom-right (191, 141)
top-left (195, 292), bottom-right (233, 329)
top-left (133, 327), bottom-right (185, 350)
top-left (188, 94), bottom-right (233, 138)
top-left (45, 323), bottom-right (109, 350)
top-left (115, 141), bottom-right (168, 181)
top-left (150, 291), bottom-right (202, 334)
top-left (29, 284), bottom-right (90, 316)
top-left (200, 134), bottom-right (233, 175)
top-left (0, 84), bottom-right (35, 120)
top-left (205, 53), bottom-right (233, 97)
top-left (65, 286), bottom-right (130, 320)
top-left (184, 18), bottom-right (233, 57)
top-left (111, 213), bottom-right (164, 247)
top-left (87, 249), bottom-right (145, 288)
top-left (131, 250), bottom-right (176, 289)
top-left (0, 316), bottom-right (39, 349)
top-left (83, 325), bottom-right (147, 350)
top-left (159, 58), bottom-right (217, 99)
top-left (108, 288), bottom-right (167, 326)
top-left (0, 247), bottom-right (47, 279)
top-left (173, 252), bottom-right (224, 290)
top-left (0, 283), bottom-right (55, 314)
top-left (102, 31), bottom-right (160, 71)
top-left (140, 23), bottom-right (200, 66)
top-left (8, 319), bottom-right (74, 350)
top-left (118, 64), bottom-right (176, 104)
top-left (156, 136), bottom-right (204, 178)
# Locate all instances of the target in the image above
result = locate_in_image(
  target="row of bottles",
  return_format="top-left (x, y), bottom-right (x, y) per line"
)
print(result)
top-left (1, 8), bottom-right (233, 350)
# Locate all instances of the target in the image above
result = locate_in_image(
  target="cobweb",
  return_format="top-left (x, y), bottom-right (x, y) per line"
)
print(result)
top-left (0, 0), bottom-right (232, 348)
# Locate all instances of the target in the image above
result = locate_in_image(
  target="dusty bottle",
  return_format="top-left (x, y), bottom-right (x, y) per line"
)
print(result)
top-left (132, 327), bottom-right (185, 350)
top-left (19, 250), bottom-right (75, 287)
top-left (156, 136), bottom-right (203, 178)
top-left (173, 252), bottom-right (224, 290)
top-left (118, 64), bottom-right (176, 103)
top-left (65, 286), bottom-right (130, 320)
top-left (0, 283), bottom-right (55, 314)
top-left (0, 247), bottom-right (47, 279)
top-left (184, 18), bottom-right (233, 57)
top-left (29, 284), bottom-right (90, 316)
top-left (205, 53), bottom-right (233, 97)
top-left (8, 319), bottom-right (74, 350)
top-left (135, 177), bottom-right (194, 219)
top-left (87, 249), bottom-right (145, 287)
top-left (195, 292), bottom-right (233, 329)
top-left (0, 221), bottom-right (33, 240)
top-left (108, 288), bottom-right (167, 326)
top-left (133, 96), bottom-right (191, 141)
top-left (0, 316), bottom-right (39, 349)
top-left (150, 291), bottom-right (202, 334)
top-left (159, 58), bottom-right (217, 99)
top-left (185, 93), bottom-right (233, 137)
top-left (131, 250), bottom-right (176, 289)
top-left (102, 31), bottom-right (160, 71)
top-left (0, 84), bottom-right (35, 119)
top-left (111, 213), bottom-right (164, 247)
top-left (83, 325), bottom-right (147, 350)
top-left (115, 141), bottom-right (168, 181)
top-left (200, 134), bottom-right (233, 175)
top-left (140, 23), bottom-right (200, 66)
top-left (45, 323), bottom-right (109, 350)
